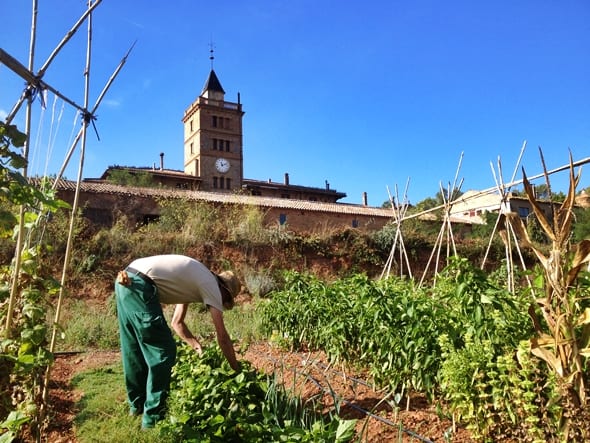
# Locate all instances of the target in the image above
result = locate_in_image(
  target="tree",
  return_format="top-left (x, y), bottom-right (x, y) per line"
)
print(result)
top-left (106, 169), bottom-right (157, 188)
top-left (573, 206), bottom-right (590, 242)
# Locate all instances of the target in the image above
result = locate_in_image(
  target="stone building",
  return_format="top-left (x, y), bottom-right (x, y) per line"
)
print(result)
top-left (92, 69), bottom-right (346, 204)
top-left (57, 67), bottom-right (393, 232)
top-left (51, 179), bottom-right (393, 232)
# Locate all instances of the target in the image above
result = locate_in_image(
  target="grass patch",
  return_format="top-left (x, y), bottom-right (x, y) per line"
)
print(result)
top-left (54, 296), bottom-right (264, 353)
top-left (53, 299), bottom-right (120, 352)
top-left (72, 364), bottom-right (165, 442)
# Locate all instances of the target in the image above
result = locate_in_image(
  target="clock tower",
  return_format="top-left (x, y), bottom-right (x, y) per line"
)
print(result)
top-left (182, 69), bottom-right (244, 192)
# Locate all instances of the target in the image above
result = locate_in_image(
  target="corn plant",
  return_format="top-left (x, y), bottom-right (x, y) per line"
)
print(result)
top-left (507, 153), bottom-right (590, 440)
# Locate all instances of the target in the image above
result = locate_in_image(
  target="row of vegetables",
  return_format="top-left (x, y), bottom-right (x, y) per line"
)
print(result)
top-left (158, 256), bottom-right (571, 441)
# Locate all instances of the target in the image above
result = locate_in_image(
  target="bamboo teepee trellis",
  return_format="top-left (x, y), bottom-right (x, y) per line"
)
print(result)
top-left (1, 1), bottom-right (132, 438)
top-left (380, 178), bottom-right (413, 279)
top-left (418, 152), bottom-right (464, 287)
top-left (480, 141), bottom-right (534, 293)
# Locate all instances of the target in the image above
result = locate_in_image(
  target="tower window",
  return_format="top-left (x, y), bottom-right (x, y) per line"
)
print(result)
top-left (226, 178), bottom-right (231, 189)
top-left (212, 116), bottom-right (230, 129)
top-left (190, 120), bottom-right (193, 132)
top-left (213, 177), bottom-right (218, 188)
top-left (220, 177), bottom-right (225, 189)
top-left (212, 138), bottom-right (231, 151)
top-left (190, 142), bottom-right (194, 154)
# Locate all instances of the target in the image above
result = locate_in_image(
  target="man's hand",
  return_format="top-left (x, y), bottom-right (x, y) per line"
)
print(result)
top-left (190, 339), bottom-right (203, 356)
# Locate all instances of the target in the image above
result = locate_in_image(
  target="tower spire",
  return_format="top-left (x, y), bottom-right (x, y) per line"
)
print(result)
top-left (209, 39), bottom-right (215, 70)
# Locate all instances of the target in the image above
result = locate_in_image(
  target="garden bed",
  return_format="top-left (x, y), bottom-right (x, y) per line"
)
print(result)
top-left (46, 345), bottom-right (472, 442)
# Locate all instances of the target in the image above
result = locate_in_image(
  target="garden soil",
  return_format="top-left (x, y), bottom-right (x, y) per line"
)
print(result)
top-left (45, 344), bottom-right (473, 442)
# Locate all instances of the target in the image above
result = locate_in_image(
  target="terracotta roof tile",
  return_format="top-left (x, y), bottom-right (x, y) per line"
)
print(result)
top-left (49, 179), bottom-right (393, 218)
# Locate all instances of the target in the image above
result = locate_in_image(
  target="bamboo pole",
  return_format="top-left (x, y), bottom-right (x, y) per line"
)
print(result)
top-left (419, 155), bottom-right (464, 286)
top-left (44, 1), bottom-right (94, 398)
top-left (5, 0), bottom-right (38, 335)
top-left (381, 179), bottom-right (413, 280)
top-left (52, 40), bottom-right (136, 186)
top-left (3, 0), bottom-right (102, 125)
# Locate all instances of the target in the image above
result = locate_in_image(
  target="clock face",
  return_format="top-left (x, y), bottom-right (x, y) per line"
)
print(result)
top-left (215, 157), bottom-right (231, 173)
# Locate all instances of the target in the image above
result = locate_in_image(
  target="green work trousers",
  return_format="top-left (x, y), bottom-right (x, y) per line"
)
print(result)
top-left (115, 273), bottom-right (176, 428)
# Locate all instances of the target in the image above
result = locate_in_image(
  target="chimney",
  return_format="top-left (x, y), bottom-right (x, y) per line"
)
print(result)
top-left (159, 152), bottom-right (164, 170)
top-left (325, 180), bottom-right (330, 190)
top-left (284, 173), bottom-right (289, 185)
top-left (362, 192), bottom-right (368, 206)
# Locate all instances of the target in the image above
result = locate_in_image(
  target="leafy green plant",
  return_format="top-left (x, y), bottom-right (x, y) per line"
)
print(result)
top-left (258, 271), bottom-right (448, 397)
top-left (160, 344), bottom-right (356, 442)
top-left (440, 336), bottom-right (562, 442)
top-left (435, 256), bottom-right (533, 346)
top-left (0, 122), bottom-right (70, 441)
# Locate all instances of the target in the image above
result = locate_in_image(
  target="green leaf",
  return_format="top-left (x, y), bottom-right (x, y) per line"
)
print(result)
top-left (335, 418), bottom-right (356, 442)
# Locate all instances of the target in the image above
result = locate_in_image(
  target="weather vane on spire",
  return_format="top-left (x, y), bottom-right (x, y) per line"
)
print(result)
top-left (209, 39), bottom-right (215, 70)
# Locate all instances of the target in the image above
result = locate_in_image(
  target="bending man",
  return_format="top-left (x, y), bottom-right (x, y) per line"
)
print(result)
top-left (114, 254), bottom-right (241, 429)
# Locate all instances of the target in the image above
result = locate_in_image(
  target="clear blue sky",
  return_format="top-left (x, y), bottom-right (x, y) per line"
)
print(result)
top-left (1, 0), bottom-right (589, 206)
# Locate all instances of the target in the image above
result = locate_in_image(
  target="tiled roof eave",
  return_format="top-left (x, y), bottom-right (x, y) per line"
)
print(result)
top-left (47, 179), bottom-right (393, 217)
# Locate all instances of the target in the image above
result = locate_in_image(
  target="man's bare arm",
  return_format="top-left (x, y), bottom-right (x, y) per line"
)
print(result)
top-left (209, 307), bottom-right (240, 371)
top-left (171, 304), bottom-right (203, 354)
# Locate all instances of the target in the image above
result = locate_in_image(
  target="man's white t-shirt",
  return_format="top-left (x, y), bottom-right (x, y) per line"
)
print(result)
top-left (128, 255), bottom-right (224, 311)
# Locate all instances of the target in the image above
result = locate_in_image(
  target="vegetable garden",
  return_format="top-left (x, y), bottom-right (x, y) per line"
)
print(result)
top-left (2, 118), bottom-right (590, 442)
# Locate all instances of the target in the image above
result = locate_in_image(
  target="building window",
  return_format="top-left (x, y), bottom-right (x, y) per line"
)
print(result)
top-left (225, 140), bottom-right (230, 152)
top-left (518, 207), bottom-right (530, 218)
top-left (226, 178), bottom-right (231, 189)
top-left (190, 142), bottom-right (194, 155)
top-left (219, 177), bottom-right (225, 189)
top-left (213, 177), bottom-right (218, 188)
top-left (352, 219), bottom-right (359, 228)
top-left (212, 116), bottom-right (231, 129)
top-left (190, 120), bottom-right (193, 132)
top-left (279, 214), bottom-right (287, 225)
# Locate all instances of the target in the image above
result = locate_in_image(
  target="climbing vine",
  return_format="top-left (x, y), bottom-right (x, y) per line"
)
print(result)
top-left (0, 122), bottom-right (69, 441)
